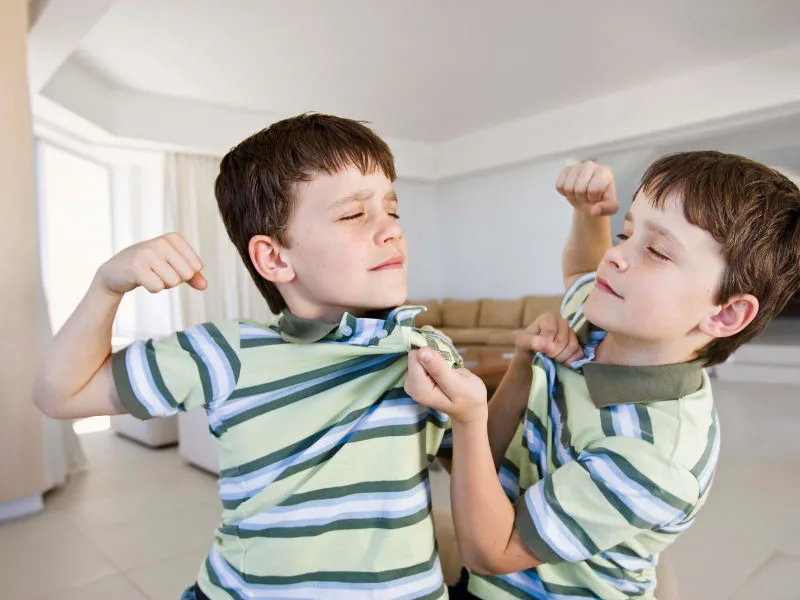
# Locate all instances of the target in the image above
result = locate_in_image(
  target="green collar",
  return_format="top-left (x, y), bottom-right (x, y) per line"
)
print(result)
top-left (277, 307), bottom-right (399, 343)
top-left (582, 360), bottom-right (706, 407)
top-left (277, 311), bottom-right (340, 343)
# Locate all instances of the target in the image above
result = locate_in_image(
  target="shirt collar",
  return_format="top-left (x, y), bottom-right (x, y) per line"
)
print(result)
top-left (276, 305), bottom-right (423, 343)
top-left (569, 319), bottom-right (706, 406)
top-left (582, 360), bottom-right (706, 407)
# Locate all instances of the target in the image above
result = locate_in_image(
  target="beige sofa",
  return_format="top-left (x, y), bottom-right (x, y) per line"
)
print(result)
top-left (412, 295), bottom-right (563, 362)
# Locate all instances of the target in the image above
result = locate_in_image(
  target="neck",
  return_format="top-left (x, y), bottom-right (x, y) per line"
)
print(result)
top-left (594, 332), bottom-right (700, 366)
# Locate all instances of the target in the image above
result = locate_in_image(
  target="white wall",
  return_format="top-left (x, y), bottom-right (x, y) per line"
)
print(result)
top-left (394, 179), bottom-right (442, 300)
top-left (435, 159), bottom-right (573, 300)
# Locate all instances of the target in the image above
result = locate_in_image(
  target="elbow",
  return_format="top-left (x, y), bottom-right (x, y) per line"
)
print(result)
top-left (462, 548), bottom-right (507, 577)
top-left (32, 380), bottom-right (62, 419)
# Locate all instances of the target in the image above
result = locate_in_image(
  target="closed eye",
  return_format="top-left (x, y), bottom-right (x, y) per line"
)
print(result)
top-left (647, 247), bottom-right (670, 261)
top-left (339, 212), bottom-right (365, 221)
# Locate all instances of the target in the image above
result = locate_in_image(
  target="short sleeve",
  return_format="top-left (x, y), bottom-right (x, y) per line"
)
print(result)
top-left (560, 272), bottom-right (596, 322)
top-left (513, 436), bottom-right (699, 564)
top-left (112, 320), bottom-right (242, 420)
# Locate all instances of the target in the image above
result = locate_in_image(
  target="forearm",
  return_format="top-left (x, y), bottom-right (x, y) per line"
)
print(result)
top-left (450, 417), bottom-right (518, 574)
top-left (562, 210), bottom-right (611, 285)
top-left (487, 357), bottom-right (532, 469)
top-left (33, 275), bottom-right (123, 417)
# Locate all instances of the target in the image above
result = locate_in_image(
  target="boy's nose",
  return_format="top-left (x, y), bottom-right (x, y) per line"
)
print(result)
top-left (377, 214), bottom-right (403, 245)
top-left (603, 244), bottom-right (629, 272)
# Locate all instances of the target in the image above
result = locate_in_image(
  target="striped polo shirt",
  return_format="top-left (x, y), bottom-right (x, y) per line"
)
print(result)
top-left (112, 305), bottom-right (462, 600)
top-left (469, 273), bottom-right (720, 600)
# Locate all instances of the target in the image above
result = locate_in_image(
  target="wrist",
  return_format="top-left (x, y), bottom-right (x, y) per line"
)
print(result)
top-left (451, 407), bottom-right (488, 431)
top-left (90, 272), bottom-right (125, 302)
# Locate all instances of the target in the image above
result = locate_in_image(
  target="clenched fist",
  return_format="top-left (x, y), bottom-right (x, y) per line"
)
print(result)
top-left (95, 233), bottom-right (206, 296)
top-left (555, 161), bottom-right (619, 217)
top-left (516, 311), bottom-right (584, 366)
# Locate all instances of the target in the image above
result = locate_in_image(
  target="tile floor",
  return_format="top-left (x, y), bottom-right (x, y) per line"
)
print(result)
top-left (1, 380), bottom-right (799, 599)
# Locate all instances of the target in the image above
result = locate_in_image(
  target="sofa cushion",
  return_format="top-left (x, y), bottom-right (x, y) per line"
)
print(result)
top-left (439, 328), bottom-right (491, 345)
top-left (442, 299), bottom-right (481, 328)
top-left (522, 295), bottom-right (563, 327)
top-left (478, 298), bottom-right (525, 329)
top-left (486, 329), bottom-right (522, 346)
top-left (410, 300), bottom-right (442, 327)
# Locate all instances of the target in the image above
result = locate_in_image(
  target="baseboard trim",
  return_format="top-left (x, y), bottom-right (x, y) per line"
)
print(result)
top-left (0, 494), bottom-right (44, 522)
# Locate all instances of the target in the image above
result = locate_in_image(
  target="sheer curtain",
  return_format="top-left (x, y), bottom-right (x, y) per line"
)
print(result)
top-left (163, 152), bottom-right (274, 473)
top-left (163, 152), bottom-right (274, 329)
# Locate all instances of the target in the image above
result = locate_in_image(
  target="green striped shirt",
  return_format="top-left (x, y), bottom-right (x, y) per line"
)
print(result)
top-left (112, 305), bottom-right (462, 600)
top-left (470, 274), bottom-right (720, 600)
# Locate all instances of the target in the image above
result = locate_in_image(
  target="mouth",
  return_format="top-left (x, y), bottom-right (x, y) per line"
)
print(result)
top-left (370, 256), bottom-right (405, 271)
top-left (595, 276), bottom-right (623, 299)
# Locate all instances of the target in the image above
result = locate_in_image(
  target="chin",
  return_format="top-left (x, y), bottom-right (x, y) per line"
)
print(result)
top-left (583, 295), bottom-right (614, 330)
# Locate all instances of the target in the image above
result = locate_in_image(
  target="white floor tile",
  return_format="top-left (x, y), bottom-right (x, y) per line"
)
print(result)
top-left (126, 546), bottom-right (208, 600)
top-left (34, 573), bottom-right (149, 600)
top-left (776, 527), bottom-right (800, 559)
top-left (79, 500), bottom-right (219, 571)
top-left (730, 555), bottom-right (800, 600)
top-left (0, 525), bottom-right (118, 599)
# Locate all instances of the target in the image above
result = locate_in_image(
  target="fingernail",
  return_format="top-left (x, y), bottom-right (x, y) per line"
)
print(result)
top-left (419, 348), bottom-right (432, 362)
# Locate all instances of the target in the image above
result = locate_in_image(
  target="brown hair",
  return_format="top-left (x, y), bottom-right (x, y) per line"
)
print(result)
top-left (639, 151), bottom-right (800, 366)
top-left (215, 113), bottom-right (396, 313)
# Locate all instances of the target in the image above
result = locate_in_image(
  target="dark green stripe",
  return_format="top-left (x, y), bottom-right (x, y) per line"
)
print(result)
top-left (593, 449), bottom-right (694, 514)
top-left (605, 543), bottom-right (650, 560)
top-left (143, 340), bottom-right (180, 410)
top-left (229, 354), bottom-right (398, 400)
top-left (219, 388), bottom-right (408, 478)
top-left (513, 496), bottom-right (563, 565)
top-left (690, 410), bottom-right (718, 478)
top-left (473, 575), bottom-right (535, 600)
top-left (542, 476), bottom-right (601, 557)
top-left (279, 468), bottom-right (428, 506)
top-left (273, 421), bottom-right (432, 485)
top-left (221, 418), bottom-right (437, 510)
top-left (600, 408), bottom-right (616, 437)
top-left (591, 559), bottom-right (642, 583)
top-left (590, 474), bottom-right (656, 529)
top-left (634, 404), bottom-right (654, 443)
top-left (476, 573), bottom-right (601, 600)
top-left (241, 337), bottom-right (285, 348)
top-left (524, 408), bottom-right (548, 476)
top-left (111, 348), bottom-right (155, 420)
top-left (226, 504), bottom-right (431, 539)
top-left (222, 354), bottom-right (404, 428)
top-left (206, 547), bottom-right (439, 585)
top-left (177, 331), bottom-right (213, 407)
top-left (416, 583), bottom-right (447, 600)
top-left (204, 322), bottom-right (242, 384)
top-left (219, 404), bottom-right (371, 479)
top-left (204, 555), bottom-right (244, 600)
top-left (542, 580), bottom-right (602, 598)
top-left (551, 376), bottom-right (576, 463)
top-left (500, 457), bottom-right (520, 480)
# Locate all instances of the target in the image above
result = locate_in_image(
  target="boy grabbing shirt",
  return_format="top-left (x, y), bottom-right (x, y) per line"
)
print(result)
top-left (407, 154), bottom-right (800, 599)
top-left (34, 114), bottom-right (462, 600)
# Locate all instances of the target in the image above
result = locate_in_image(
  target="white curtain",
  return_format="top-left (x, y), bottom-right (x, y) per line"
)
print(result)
top-left (38, 276), bottom-right (87, 489)
top-left (163, 152), bottom-right (274, 329)
top-left (32, 143), bottom-right (86, 490)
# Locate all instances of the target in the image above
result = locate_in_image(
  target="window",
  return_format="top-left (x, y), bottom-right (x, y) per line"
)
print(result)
top-left (37, 142), bottom-right (114, 333)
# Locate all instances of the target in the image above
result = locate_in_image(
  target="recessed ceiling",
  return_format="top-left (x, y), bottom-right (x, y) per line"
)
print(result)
top-left (73, 0), bottom-right (800, 142)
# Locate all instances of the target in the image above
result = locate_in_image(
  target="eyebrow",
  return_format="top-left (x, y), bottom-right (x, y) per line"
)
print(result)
top-left (331, 189), bottom-right (397, 208)
top-left (624, 211), bottom-right (686, 252)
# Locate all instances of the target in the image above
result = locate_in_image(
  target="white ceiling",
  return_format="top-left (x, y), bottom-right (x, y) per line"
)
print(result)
top-left (73, 0), bottom-right (800, 142)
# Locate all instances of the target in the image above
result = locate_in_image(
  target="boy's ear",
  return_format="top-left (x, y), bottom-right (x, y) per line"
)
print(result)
top-left (699, 294), bottom-right (759, 339)
top-left (248, 235), bottom-right (295, 284)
